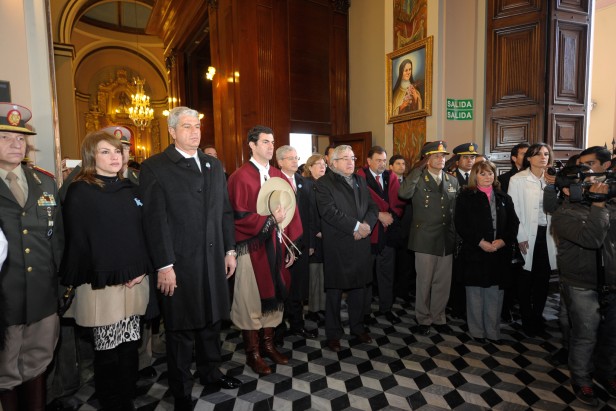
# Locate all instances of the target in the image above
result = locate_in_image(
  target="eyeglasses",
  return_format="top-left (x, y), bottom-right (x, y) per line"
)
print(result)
top-left (334, 156), bottom-right (357, 162)
top-left (283, 156), bottom-right (300, 161)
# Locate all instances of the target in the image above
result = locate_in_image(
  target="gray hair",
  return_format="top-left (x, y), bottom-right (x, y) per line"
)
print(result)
top-left (168, 106), bottom-right (199, 129)
top-left (331, 145), bottom-right (352, 160)
top-left (275, 145), bottom-right (296, 161)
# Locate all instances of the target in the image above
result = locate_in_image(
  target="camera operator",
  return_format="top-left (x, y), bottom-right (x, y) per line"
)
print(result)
top-left (551, 166), bottom-right (616, 406)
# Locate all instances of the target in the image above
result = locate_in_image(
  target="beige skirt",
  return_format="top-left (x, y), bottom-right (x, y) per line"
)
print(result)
top-left (64, 277), bottom-right (149, 327)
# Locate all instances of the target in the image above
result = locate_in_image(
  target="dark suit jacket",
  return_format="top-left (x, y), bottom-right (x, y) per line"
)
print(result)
top-left (316, 171), bottom-right (378, 289)
top-left (139, 145), bottom-right (235, 330)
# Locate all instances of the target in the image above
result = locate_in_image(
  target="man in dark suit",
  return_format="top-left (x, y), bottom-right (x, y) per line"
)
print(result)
top-left (357, 146), bottom-right (405, 324)
top-left (276, 145), bottom-right (317, 339)
top-left (498, 142), bottom-right (529, 194)
top-left (0, 103), bottom-right (64, 410)
top-left (140, 106), bottom-right (241, 410)
top-left (315, 145), bottom-right (378, 352)
top-left (452, 142), bottom-right (479, 187)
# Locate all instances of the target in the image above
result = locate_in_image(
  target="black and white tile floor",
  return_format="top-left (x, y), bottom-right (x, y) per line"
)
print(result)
top-left (64, 291), bottom-right (615, 410)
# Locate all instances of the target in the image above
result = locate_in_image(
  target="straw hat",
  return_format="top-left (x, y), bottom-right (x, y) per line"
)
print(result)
top-left (256, 177), bottom-right (296, 229)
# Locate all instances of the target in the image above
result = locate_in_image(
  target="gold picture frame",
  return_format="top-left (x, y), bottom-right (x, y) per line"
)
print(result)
top-left (387, 36), bottom-right (433, 123)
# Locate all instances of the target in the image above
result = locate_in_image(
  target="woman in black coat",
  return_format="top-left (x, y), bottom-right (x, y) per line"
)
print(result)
top-left (455, 161), bottom-right (519, 343)
top-left (302, 154), bottom-right (328, 324)
top-left (61, 131), bottom-right (151, 410)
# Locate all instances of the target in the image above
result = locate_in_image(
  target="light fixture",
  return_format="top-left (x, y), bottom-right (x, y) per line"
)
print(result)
top-left (206, 66), bottom-right (216, 80)
top-left (129, 77), bottom-right (154, 130)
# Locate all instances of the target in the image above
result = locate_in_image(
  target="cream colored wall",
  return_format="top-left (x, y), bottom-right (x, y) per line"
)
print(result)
top-left (588, 4), bottom-right (616, 149)
top-left (0, 1), bottom-right (58, 174)
top-left (348, 0), bottom-right (390, 152)
top-left (349, 0), bottom-right (487, 156)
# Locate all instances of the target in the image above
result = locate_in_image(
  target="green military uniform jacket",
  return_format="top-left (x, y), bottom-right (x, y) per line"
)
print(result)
top-left (0, 165), bottom-right (64, 325)
top-left (398, 166), bottom-right (458, 256)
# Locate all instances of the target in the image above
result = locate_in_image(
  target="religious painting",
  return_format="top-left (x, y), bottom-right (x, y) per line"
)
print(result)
top-left (387, 36), bottom-right (432, 123)
top-left (394, 0), bottom-right (427, 49)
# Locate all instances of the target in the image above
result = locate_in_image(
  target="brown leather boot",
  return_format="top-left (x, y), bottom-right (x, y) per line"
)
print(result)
top-left (22, 373), bottom-right (46, 411)
top-left (0, 388), bottom-right (19, 411)
top-left (242, 330), bottom-right (271, 376)
top-left (261, 328), bottom-right (288, 365)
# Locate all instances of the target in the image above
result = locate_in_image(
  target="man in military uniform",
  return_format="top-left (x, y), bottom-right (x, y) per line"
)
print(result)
top-left (452, 142), bottom-right (479, 187)
top-left (0, 103), bottom-right (64, 410)
top-left (399, 141), bottom-right (458, 335)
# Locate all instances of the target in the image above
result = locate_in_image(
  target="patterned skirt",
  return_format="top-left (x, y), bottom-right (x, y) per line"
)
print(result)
top-left (92, 315), bottom-right (140, 351)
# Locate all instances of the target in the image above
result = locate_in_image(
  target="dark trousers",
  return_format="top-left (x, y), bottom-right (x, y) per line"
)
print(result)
top-left (165, 322), bottom-right (223, 398)
top-left (93, 340), bottom-right (138, 409)
top-left (325, 287), bottom-right (367, 339)
top-left (374, 246), bottom-right (396, 312)
top-left (394, 246), bottom-right (416, 299)
top-left (518, 226), bottom-right (551, 332)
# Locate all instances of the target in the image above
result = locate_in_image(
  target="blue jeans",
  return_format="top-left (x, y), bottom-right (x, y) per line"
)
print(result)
top-left (561, 283), bottom-right (616, 386)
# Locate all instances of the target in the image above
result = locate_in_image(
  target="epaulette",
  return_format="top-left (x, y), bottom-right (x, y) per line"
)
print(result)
top-left (32, 165), bottom-right (56, 179)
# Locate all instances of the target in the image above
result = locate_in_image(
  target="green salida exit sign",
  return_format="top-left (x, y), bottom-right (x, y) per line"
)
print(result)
top-left (446, 99), bottom-right (473, 120)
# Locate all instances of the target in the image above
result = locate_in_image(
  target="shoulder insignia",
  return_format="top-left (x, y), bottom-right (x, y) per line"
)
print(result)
top-left (32, 166), bottom-right (55, 180)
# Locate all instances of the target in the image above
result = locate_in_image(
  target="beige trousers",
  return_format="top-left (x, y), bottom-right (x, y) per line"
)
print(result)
top-left (230, 254), bottom-right (283, 330)
top-left (0, 313), bottom-right (59, 389)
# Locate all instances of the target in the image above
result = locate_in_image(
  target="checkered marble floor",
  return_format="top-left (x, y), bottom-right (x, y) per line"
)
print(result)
top-left (61, 291), bottom-right (616, 411)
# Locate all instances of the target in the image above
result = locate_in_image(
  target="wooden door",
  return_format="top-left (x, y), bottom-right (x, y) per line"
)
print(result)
top-left (330, 132), bottom-right (372, 170)
top-left (485, 1), bottom-right (547, 167)
top-left (546, 0), bottom-right (593, 160)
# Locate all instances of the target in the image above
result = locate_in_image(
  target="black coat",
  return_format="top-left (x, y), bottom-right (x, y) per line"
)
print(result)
top-left (139, 146), bottom-right (235, 330)
top-left (315, 171), bottom-right (378, 289)
top-left (288, 173), bottom-right (311, 300)
top-left (454, 188), bottom-right (519, 288)
top-left (305, 177), bottom-right (324, 264)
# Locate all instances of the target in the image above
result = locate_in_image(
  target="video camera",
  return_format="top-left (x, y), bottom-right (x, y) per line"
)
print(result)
top-left (554, 164), bottom-right (616, 202)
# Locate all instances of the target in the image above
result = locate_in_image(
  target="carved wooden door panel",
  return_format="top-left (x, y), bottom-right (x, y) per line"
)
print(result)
top-left (485, 0), bottom-right (593, 166)
top-left (485, 1), bottom-right (547, 166)
top-left (546, 0), bottom-right (593, 160)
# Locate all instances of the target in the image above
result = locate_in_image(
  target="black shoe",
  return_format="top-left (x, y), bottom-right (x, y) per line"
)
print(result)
top-left (417, 325), bottom-right (431, 336)
top-left (596, 378), bottom-right (616, 399)
top-left (573, 384), bottom-right (598, 406)
top-left (289, 327), bottom-right (318, 339)
top-left (138, 365), bottom-right (157, 379)
top-left (364, 314), bottom-right (377, 326)
top-left (474, 337), bottom-right (487, 344)
top-left (305, 311), bottom-right (321, 323)
top-left (486, 338), bottom-right (503, 345)
top-left (202, 375), bottom-right (242, 390)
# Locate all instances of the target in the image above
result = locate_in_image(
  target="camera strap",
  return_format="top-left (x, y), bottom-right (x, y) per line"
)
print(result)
top-left (596, 246), bottom-right (606, 291)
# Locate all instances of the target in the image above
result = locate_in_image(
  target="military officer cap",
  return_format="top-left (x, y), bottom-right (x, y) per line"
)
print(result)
top-left (101, 125), bottom-right (132, 145)
top-left (453, 142), bottom-right (479, 156)
top-left (0, 103), bottom-right (36, 135)
top-left (421, 140), bottom-right (449, 157)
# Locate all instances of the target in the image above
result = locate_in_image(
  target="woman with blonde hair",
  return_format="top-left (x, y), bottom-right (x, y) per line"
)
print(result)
top-left (60, 131), bottom-right (151, 410)
top-left (302, 154), bottom-right (328, 324)
top-left (455, 161), bottom-right (519, 343)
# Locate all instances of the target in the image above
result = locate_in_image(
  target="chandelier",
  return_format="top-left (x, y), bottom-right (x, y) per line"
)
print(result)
top-left (129, 77), bottom-right (154, 129)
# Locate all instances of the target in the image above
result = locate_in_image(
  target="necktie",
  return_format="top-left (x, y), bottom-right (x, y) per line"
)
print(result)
top-left (375, 174), bottom-right (382, 189)
top-left (435, 174), bottom-right (441, 186)
top-left (291, 178), bottom-right (297, 192)
top-left (465, 172), bottom-right (469, 182)
top-left (6, 171), bottom-right (26, 207)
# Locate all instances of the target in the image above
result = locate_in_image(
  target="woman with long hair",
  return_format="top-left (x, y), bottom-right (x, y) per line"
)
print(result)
top-left (508, 143), bottom-right (558, 338)
top-left (455, 161), bottom-right (518, 343)
top-left (302, 154), bottom-right (328, 324)
top-left (392, 59), bottom-right (423, 115)
top-left (60, 131), bottom-right (151, 410)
